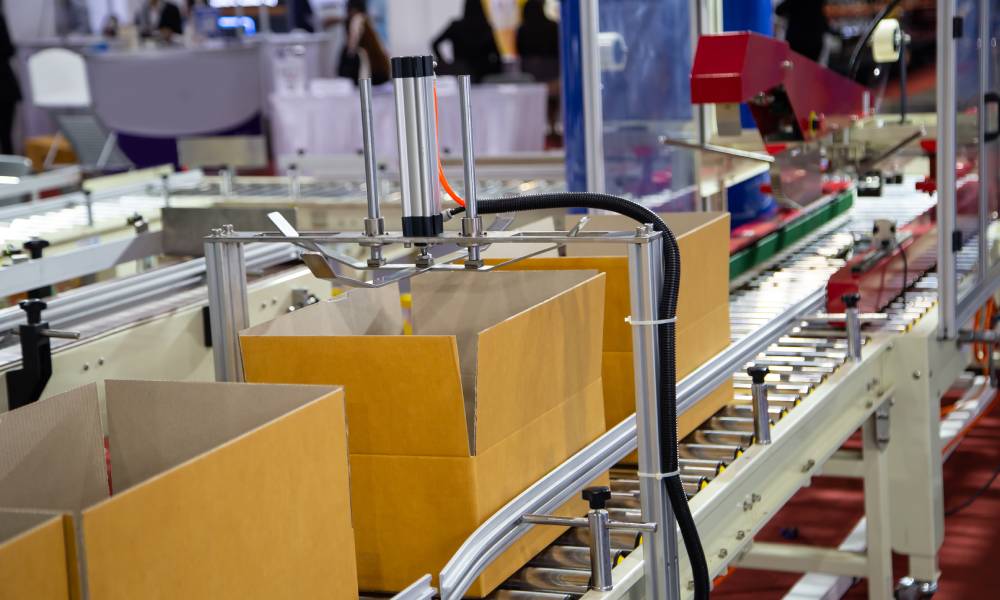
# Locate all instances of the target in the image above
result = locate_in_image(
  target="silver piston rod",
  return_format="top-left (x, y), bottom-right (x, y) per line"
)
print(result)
top-left (391, 55), bottom-right (443, 238)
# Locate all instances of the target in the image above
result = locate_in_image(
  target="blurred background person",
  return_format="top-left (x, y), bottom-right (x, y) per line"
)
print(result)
top-left (136, 0), bottom-right (184, 41)
top-left (432, 0), bottom-right (502, 83)
top-left (516, 0), bottom-right (560, 141)
top-left (290, 0), bottom-right (316, 33)
top-left (775, 0), bottom-right (829, 62)
top-left (336, 0), bottom-right (391, 85)
top-left (101, 14), bottom-right (120, 38)
top-left (0, 0), bottom-right (19, 155)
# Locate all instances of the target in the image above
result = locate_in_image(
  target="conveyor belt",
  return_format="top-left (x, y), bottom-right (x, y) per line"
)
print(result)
top-left (488, 184), bottom-right (941, 598)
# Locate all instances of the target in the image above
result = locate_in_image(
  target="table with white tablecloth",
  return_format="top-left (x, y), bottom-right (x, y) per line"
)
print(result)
top-left (269, 79), bottom-right (548, 166)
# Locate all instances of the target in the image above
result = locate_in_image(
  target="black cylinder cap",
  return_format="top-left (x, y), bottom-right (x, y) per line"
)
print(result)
top-left (19, 299), bottom-right (47, 325)
top-left (841, 293), bottom-right (861, 309)
top-left (582, 486), bottom-right (612, 510)
top-left (23, 238), bottom-right (50, 259)
top-left (391, 55), bottom-right (435, 79)
top-left (747, 365), bottom-right (769, 384)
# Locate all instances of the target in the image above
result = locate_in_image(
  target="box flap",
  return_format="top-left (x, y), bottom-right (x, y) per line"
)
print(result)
top-left (105, 380), bottom-right (341, 492)
top-left (563, 212), bottom-right (729, 256)
top-left (241, 283), bottom-right (403, 337)
top-left (0, 509), bottom-right (72, 600)
top-left (410, 270), bottom-right (603, 453)
top-left (242, 334), bottom-right (471, 457)
top-left (82, 388), bottom-right (358, 599)
top-left (0, 385), bottom-right (107, 511)
top-left (0, 509), bottom-right (63, 544)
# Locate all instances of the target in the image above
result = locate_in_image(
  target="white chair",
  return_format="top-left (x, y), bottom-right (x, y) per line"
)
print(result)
top-left (26, 48), bottom-right (131, 172)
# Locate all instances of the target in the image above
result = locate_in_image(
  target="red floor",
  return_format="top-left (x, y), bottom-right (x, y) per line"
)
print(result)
top-left (714, 396), bottom-right (1000, 599)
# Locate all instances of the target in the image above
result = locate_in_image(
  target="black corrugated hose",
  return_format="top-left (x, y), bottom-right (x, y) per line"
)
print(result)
top-left (448, 192), bottom-right (711, 599)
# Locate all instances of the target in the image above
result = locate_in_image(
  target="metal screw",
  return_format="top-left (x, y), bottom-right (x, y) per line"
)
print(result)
top-left (865, 399), bottom-right (874, 408)
top-left (912, 370), bottom-right (922, 379)
top-left (781, 60), bottom-right (793, 70)
top-left (736, 530), bottom-right (746, 540)
top-left (271, 297), bottom-right (278, 305)
top-left (751, 493), bottom-right (761, 503)
top-left (222, 224), bottom-right (235, 235)
top-left (801, 459), bottom-right (816, 473)
top-left (82, 363), bottom-right (90, 371)
top-left (98, 358), bottom-right (105, 366)
top-left (718, 548), bottom-right (729, 559)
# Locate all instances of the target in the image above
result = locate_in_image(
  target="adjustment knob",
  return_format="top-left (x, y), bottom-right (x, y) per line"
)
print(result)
top-left (19, 299), bottom-right (47, 325)
top-left (23, 238), bottom-right (50, 259)
top-left (582, 486), bottom-right (612, 510)
top-left (746, 365), bottom-right (770, 384)
top-left (841, 293), bottom-right (861, 309)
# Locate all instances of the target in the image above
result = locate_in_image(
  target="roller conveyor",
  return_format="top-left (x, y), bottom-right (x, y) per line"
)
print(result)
top-left (491, 186), bottom-right (945, 598)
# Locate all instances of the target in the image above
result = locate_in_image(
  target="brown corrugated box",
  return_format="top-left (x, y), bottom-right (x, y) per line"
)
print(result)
top-left (0, 380), bottom-right (357, 600)
top-left (0, 509), bottom-right (72, 600)
top-left (240, 270), bottom-right (608, 596)
top-left (490, 211), bottom-right (732, 438)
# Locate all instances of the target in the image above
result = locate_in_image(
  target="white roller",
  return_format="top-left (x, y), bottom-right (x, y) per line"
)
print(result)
top-left (872, 19), bottom-right (902, 63)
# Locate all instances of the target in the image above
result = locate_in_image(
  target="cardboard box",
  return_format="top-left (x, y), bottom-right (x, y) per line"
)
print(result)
top-left (490, 211), bottom-right (732, 438)
top-left (0, 509), bottom-right (72, 600)
top-left (0, 381), bottom-right (357, 600)
top-left (240, 270), bottom-right (608, 595)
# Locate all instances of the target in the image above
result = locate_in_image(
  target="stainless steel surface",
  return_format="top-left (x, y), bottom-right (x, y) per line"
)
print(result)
top-left (459, 74), bottom-right (483, 267)
top-left (588, 510), bottom-right (613, 591)
top-left (660, 137), bottom-right (776, 164)
top-left (205, 230), bottom-right (250, 382)
top-left (162, 207), bottom-right (296, 257)
top-left (360, 78), bottom-right (381, 223)
top-left (935, 0), bottom-right (957, 338)
top-left (750, 376), bottom-right (771, 446)
top-left (392, 66), bottom-right (440, 224)
top-left (846, 305), bottom-right (863, 361)
top-left (626, 235), bottom-right (678, 600)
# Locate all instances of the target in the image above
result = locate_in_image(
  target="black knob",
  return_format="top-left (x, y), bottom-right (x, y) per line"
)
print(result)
top-left (747, 365), bottom-right (769, 384)
top-left (582, 486), bottom-right (612, 510)
top-left (23, 238), bottom-right (50, 259)
top-left (841, 293), bottom-right (861, 309)
top-left (19, 299), bottom-right (47, 325)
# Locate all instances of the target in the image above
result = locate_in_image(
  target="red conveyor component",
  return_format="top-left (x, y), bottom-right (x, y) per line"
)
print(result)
top-left (690, 32), bottom-right (869, 143)
top-left (825, 179), bottom-right (981, 314)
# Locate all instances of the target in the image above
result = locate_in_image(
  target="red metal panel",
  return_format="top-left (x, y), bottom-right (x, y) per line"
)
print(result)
top-left (691, 32), bottom-right (787, 104)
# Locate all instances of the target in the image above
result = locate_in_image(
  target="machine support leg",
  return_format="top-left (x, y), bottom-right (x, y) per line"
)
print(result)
top-left (626, 234), bottom-right (681, 600)
top-left (863, 406), bottom-right (893, 600)
top-left (205, 234), bottom-right (249, 382)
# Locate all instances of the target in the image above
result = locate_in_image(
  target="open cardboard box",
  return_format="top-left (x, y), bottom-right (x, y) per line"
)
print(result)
top-left (488, 211), bottom-right (733, 440)
top-left (240, 270), bottom-right (608, 595)
top-left (0, 380), bottom-right (357, 600)
top-left (0, 509), bottom-right (72, 600)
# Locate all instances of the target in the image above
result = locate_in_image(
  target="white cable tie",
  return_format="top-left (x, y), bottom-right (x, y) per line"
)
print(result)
top-left (625, 316), bottom-right (676, 326)
top-left (637, 469), bottom-right (681, 480)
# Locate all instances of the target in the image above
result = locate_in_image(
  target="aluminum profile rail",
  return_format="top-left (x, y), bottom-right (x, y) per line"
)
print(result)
top-left (437, 287), bottom-right (826, 599)
top-left (0, 243), bottom-right (298, 335)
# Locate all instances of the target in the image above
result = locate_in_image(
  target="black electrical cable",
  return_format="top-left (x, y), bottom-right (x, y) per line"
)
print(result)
top-left (945, 461), bottom-right (1000, 516)
top-left (847, 0), bottom-right (905, 81)
top-left (449, 193), bottom-right (711, 599)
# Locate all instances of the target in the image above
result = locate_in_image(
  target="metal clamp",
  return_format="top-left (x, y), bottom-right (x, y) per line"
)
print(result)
top-left (5, 299), bottom-right (81, 410)
top-left (747, 365), bottom-right (772, 445)
top-left (522, 486), bottom-right (656, 592)
top-left (802, 293), bottom-right (885, 361)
